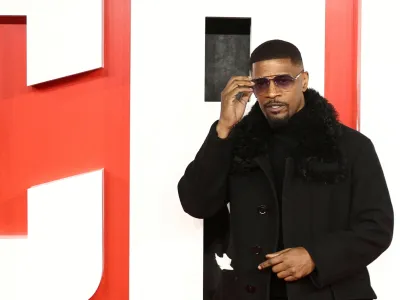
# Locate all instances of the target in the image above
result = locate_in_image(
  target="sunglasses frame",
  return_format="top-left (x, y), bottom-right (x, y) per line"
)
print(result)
top-left (251, 70), bottom-right (304, 92)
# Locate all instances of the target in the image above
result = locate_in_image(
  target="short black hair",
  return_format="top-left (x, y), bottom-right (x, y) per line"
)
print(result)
top-left (249, 39), bottom-right (303, 69)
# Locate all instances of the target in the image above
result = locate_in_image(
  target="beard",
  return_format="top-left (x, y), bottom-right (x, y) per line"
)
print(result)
top-left (260, 102), bottom-right (290, 128)
top-left (266, 114), bottom-right (290, 128)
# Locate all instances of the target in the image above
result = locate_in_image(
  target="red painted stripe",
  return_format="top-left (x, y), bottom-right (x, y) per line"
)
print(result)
top-left (325, 0), bottom-right (361, 130)
top-left (0, 0), bottom-right (130, 297)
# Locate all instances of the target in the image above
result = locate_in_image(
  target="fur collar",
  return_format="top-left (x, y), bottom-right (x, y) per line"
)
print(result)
top-left (229, 88), bottom-right (348, 184)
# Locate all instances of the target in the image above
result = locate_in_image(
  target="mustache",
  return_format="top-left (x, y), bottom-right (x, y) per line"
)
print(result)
top-left (264, 101), bottom-right (288, 107)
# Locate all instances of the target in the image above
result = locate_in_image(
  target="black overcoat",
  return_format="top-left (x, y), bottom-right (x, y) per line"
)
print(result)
top-left (178, 89), bottom-right (394, 300)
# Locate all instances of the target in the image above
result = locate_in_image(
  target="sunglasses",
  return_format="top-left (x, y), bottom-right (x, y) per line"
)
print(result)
top-left (251, 71), bottom-right (303, 95)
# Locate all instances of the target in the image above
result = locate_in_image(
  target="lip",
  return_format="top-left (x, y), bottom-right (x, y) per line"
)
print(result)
top-left (266, 105), bottom-right (286, 113)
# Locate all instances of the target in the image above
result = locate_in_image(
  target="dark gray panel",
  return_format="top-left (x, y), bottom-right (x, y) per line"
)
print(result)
top-left (205, 34), bottom-right (251, 102)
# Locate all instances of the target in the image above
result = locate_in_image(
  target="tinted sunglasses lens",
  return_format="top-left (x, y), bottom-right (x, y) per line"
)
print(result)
top-left (252, 78), bottom-right (270, 94)
top-left (274, 75), bottom-right (295, 89)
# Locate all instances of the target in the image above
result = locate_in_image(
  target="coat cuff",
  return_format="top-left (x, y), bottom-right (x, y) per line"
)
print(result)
top-left (303, 243), bottom-right (326, 289)
top-left (208, 120), bottom-right (235, 142)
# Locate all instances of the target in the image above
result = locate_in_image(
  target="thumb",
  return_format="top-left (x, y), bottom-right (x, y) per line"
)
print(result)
top-left (266, 248), bottom-right (291, 258)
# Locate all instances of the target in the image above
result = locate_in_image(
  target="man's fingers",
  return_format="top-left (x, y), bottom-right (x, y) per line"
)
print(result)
top-left (266, 248), bottom-right (292, 259)
top-left (226, 84), bottom-right (253, 97)
top-left (284, 276), bottom-right (298, 282)
top-left (271, 262), bottom-right (288, 274)
top-left (224, 78), bottom-right (254, 94)
top-left (258, 255), bottom-right (284, 270)
top-left (259, 248), bottom-right (293, 270)
top-left (237, 92), bottom-right (253, 105)
top-left (225, 80), bottom-right (254, 94)
top-left (276, 268), bottom-right (294, 279)
top-left (227, 87), bottom-right (253, 101)
top-left (227, 76), bottom-right (252, 86)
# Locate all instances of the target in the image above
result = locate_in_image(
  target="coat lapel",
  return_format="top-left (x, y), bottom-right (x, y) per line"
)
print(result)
top-left (254, 154), bottom-right (277, 196)
top-left (229, 88), bottom-right (348, 184)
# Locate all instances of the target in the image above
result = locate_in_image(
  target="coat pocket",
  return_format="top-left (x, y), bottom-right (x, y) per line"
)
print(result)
top-left (213, 270), bottom-right (268, 300)
top-left (330, 270), bottom-right (377, 299)
top-left (212, 270), bottom-right (238, 300)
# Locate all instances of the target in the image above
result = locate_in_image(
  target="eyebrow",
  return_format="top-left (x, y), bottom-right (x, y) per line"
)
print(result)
top-left (252, 70), bottom-right (304, 80)
top-left (252, 73), bottom-right (292, 79)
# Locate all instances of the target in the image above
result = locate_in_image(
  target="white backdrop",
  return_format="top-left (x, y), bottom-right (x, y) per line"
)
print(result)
top-left (0, 170), bottom-right (103, 300)
top-left (360, 1), bottom-right (400, 299)
top-left (0, 0), bottom-right (103, 86)
top-left (130, 1), bottom-right (325, 299)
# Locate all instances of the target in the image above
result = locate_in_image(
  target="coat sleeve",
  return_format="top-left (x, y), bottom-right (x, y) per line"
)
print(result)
top-left (307, 138), bottom-right (394, 288)
top-left (177, 121), bottom-right (235, 219)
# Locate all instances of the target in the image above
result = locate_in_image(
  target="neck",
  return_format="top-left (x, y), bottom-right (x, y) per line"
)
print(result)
top-left (270, 102), bottom-right (308, 135)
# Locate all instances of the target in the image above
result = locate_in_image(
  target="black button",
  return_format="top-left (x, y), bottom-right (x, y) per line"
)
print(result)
top-left (246, 285), bottom-right (256, 294)
top-left (257, 205), bottom-right (268, 215)
top-left (252, 245), bottom-right (262, 255)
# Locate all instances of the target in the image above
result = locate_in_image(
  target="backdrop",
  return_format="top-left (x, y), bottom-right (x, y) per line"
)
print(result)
top-left (0, 0), bottom-right (398, 299)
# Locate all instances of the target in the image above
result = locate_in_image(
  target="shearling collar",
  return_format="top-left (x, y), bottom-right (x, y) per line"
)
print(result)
top-left (229, 88), bottom-right (348, 184)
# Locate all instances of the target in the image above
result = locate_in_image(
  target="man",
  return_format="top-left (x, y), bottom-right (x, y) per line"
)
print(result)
top-left (178, 39), bottom-right (394, 300)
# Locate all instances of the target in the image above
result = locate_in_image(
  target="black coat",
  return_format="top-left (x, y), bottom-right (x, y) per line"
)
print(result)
top-left (178, 89), bottom-right (394, 300)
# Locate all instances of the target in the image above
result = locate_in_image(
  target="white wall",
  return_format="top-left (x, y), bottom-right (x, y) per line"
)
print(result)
top-left (0, 170), bottom-right (103, 300)
top-left (360, 2), bottom-right (400, 299)
top-left (0, 0), bottom-right (103, 86)
top-left (130, 1), bottom-right (325, 299)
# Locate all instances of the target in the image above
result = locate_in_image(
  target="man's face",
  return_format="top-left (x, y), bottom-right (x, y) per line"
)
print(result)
top-left (251, 58), bottom-right (309, 128)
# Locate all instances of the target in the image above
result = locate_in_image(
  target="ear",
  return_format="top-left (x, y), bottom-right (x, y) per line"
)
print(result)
top-left (301, 71), bottom-right (309, 92)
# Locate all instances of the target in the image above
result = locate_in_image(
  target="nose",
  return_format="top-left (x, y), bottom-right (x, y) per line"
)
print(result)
top-left (266, 81), bottom-right (280, 98)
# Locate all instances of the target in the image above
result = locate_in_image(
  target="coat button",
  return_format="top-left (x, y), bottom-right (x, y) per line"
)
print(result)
top-left (246, 285), bottom-right (256, 293)
top-left (257, 205), bottom-right (268, 215)
top-left (252, 245), bottom-right (262, 255)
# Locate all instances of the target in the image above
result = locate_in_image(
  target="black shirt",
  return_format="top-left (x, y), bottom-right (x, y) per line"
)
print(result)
top-left (267, 104), bottom-right (309, 299)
